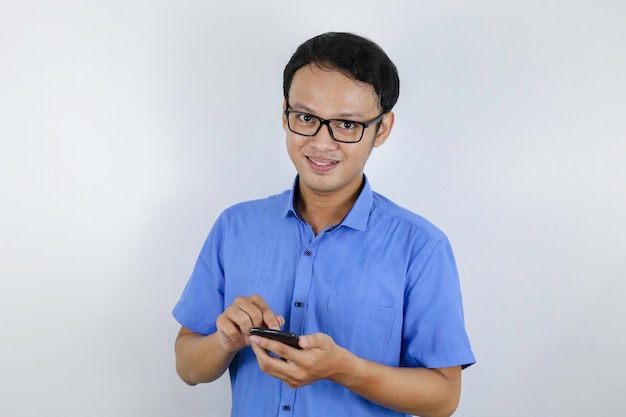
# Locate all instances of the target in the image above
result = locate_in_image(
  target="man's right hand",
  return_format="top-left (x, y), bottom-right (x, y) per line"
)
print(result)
top-left (215, 294), bottom-right (284, 353)
top-left (175, 294), bottom-right (284, 385)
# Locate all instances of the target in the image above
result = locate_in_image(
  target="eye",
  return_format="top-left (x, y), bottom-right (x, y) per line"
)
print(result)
top-left (297, 113), bottom-right (314, 123)
top-left (338, 120), bottom-right (355, 130)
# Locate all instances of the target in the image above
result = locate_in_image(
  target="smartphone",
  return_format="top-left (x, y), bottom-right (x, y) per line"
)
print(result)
top-left (249, 327), bottom-right (301, 349)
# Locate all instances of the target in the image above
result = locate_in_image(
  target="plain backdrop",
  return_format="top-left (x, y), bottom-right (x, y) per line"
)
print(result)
top-left (1, 1), bottom-right (625, 416)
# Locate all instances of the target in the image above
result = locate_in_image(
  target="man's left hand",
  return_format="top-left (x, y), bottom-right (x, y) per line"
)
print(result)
top-left (249, 332), bottom-right (350, 388)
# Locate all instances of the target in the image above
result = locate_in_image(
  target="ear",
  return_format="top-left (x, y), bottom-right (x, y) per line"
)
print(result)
top-left (373, 111), bottom-right (395, 148)
top-left (282, 99), bottom-right (288, 131)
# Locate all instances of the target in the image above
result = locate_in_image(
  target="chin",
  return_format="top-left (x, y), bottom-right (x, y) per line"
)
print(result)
top-left (300, 177), bottom-right (339, 194)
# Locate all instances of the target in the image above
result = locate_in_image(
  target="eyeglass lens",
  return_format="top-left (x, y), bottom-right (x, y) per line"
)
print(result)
top-left (287, 112), bottom-right (364, 143)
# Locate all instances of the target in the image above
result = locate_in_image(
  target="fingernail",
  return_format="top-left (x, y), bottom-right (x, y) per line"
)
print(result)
top-left (298, 336), bottom-right (307, 348)
top-left (271, 316), bottom-right (284, 329)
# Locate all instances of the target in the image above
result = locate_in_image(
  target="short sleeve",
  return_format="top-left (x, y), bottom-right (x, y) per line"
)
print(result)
top-left (172, 215), bottom-right (227, 335)
top-left (402, 237), bottom-right (475, 369)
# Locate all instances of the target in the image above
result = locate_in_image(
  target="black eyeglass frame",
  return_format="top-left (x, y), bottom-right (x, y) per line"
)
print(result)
top-left (284, 104), bottom-right (385, 144)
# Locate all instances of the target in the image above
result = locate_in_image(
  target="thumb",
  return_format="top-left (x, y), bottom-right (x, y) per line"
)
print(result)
top-left (298, 332), bottom-right (325, 349)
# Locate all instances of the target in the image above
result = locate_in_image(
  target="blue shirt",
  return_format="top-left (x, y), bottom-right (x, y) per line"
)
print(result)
top-left (173, 176), bottom-right (475, 417)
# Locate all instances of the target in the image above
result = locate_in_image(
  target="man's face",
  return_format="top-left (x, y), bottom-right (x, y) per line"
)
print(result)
top-left (283, 63), bottom-right (394, 200)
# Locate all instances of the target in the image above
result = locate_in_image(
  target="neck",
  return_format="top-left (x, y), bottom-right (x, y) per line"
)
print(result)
top-left (295, 176), bottom-right (364, 235)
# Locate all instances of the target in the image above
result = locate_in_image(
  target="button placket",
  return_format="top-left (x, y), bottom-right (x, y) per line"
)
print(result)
top-left (280, 233), bottom-right (317, 415)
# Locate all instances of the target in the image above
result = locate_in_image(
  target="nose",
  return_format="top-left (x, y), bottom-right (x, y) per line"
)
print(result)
top-left (310, 121), bottom-right (337, 149)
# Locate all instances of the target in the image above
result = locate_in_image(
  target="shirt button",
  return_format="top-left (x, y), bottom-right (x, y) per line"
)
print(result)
top-left (294, 301), bottom-right (303, 307)
top-left (282, 405), bottom-right (291, 411)
top-left (304, 250), bottom-right (312, 256)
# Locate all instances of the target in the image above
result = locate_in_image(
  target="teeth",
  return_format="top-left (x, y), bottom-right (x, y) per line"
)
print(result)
top-left (309, 157), bottom-right (335, 166)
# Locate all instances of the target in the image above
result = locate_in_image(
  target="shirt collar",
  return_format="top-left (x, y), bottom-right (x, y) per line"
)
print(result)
top-left (282, 175), bottom-right (373, 231)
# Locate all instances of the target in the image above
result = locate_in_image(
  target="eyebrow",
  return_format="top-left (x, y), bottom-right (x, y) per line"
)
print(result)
top-left (289, 101), bottom-right (366, 120)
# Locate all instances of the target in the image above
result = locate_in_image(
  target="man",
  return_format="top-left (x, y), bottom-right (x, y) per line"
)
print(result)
top-left (173, 32), bottom-right (475, 417)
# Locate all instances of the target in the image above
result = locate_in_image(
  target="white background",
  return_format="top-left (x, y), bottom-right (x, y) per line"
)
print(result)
top-left (1, 1), bottom-right (625, 416)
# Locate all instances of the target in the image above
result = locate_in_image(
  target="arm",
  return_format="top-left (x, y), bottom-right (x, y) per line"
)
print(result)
top-left (175, 327), bottom-right (235, 385)
top-left (338, 352), bottom-right (461, 417)
top-left (175, 294), bottom-right (283, 386)
top-left (249, 333), bottom-right (461, 417)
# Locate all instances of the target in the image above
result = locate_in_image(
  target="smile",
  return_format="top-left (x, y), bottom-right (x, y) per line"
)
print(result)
top-left (307, 157), bottom-right (338, 166)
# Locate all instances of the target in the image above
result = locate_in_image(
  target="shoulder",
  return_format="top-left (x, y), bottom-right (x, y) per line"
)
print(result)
top-left (218, 189), bottom-right (291, 223)
top-left (370, 191), bottom-right (447, 242)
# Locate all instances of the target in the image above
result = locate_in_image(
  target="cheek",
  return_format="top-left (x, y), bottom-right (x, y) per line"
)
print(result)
top-left (285, 136), bottom-right (300, 161)
top-left (351, 141), bottom-right (375, 160)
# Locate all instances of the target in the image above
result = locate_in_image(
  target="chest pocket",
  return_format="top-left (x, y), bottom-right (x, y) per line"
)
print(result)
top-left (323, 293), bottom-right (396, 363)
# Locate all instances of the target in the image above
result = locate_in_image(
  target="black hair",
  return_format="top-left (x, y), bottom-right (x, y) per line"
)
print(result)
top-left (283, 32), bottom-right (400, 113)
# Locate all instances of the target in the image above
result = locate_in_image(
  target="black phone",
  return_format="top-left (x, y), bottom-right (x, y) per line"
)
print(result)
top-left (249, 327), bottom-right (301, 349)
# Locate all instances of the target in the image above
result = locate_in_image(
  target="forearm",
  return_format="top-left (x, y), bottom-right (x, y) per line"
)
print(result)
top-left (175, 329), bottom-right (236, 386)
top-left (333, 353), bottom-right (461, 417)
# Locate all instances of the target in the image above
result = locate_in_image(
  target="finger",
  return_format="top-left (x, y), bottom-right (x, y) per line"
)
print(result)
top-left (250, 338), bottom-right (300, 384)
top-left (298, 332), bottom-right (327, 349)
top-left (221, 304), bottom-right (255, 334)
top-left (218, 301), bottom-right (268, 341)
top-left (249, 338), bottom-right (269, 358)
top-left (250, 338), bottom-right (310, 389)
top-left (216, 311), bottom-right (247, 343)
top-left (250, 334), bottom-right (297, 361)
top-left (229, 296), bottom-right (271, 331)
top-left (298, 335), bottom-right (309, 349)
top-left (247, 294), bottom-right (281, 329)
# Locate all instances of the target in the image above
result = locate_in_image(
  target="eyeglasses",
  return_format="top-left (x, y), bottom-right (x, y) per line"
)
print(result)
top-left (284, 104), bottom-right (384, 143)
